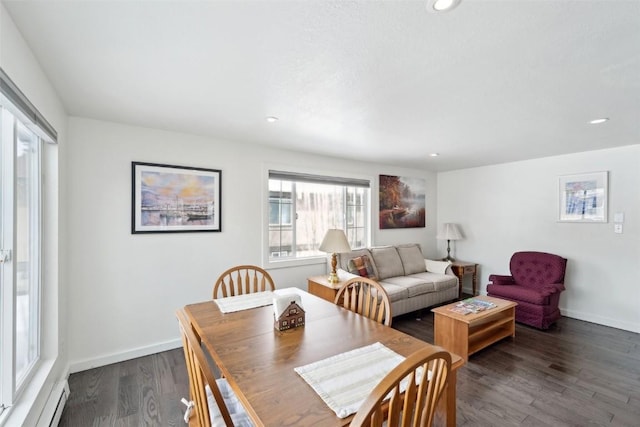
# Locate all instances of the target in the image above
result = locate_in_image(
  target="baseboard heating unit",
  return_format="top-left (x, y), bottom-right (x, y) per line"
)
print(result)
top-left (40, 380), bottom-right (70, 427)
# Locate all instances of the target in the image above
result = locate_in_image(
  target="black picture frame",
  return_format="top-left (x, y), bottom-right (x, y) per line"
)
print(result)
top-left (132, 162), bottom-right (221, 233)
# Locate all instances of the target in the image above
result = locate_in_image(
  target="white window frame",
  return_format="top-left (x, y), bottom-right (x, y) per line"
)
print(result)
top-left (263, 165), bottom-right (372, 269)
top-left (0, 74), bottom-right (50, 417)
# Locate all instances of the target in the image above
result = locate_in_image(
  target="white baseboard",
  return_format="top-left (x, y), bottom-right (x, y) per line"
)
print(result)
top-left (561, 308), bottom-right (640, 334)
top-left (68, 338), bottom-right (182, 373)
top-left (468, 292), bottom-right (639, 334)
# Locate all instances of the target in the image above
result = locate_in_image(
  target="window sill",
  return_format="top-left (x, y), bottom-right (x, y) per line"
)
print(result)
top-left (264, 255), bottom-right (327, 270)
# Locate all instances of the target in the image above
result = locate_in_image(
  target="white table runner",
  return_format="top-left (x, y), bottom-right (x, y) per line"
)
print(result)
top-left (214, 291), bottom-right (274, 313)
top-left (294, 342), bottom-right (405, 419)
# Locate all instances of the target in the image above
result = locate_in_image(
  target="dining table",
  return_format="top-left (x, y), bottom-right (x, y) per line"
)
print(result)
top-left (183, 287), bottom-right (464, 427)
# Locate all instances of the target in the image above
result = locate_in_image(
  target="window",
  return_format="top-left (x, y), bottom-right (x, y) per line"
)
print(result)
top-left (1, 69), bottom-right (55, 415)
top-left (268, 170), bottom-right (370, 262)
top-left (269, 180), bottom-right (293, 227)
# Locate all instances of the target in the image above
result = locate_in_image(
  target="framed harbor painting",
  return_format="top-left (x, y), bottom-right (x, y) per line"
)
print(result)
top-left (132, 162), bottom-right (221, 233)
top-left (558, 171), bottom-right (607, 223)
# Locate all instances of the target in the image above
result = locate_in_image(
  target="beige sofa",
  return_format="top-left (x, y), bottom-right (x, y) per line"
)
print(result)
top-left (336, 243), bottom-right (459, 317)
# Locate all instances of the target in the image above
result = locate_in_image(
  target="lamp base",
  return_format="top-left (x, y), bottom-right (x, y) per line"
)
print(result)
top-left (327, 252), bottom-right (341, 284)
top-left (443, 239), bottom-right (455, 263)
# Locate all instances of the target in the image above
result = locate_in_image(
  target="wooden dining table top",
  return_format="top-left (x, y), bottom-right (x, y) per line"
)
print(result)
top-left (183, 287), bottom-right (463, 427)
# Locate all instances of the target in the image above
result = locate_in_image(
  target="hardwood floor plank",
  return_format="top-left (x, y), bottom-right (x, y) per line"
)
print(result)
top-left (152, 350), bottom-right (177, 395)
top-left (139, 384), bottom-right (161, 425)
top-left (519, 414), bottom-right (556, 427)
top-left (117, 374), bottom-right (139, 419)
top-left (158, 390), bottom-right (189, 427)
top-left (530, 392), bottom-right (614, 426)
top-left (92, 414), bottom-right (117, 427)
top-left (569, 389), bottom-right (640, 424)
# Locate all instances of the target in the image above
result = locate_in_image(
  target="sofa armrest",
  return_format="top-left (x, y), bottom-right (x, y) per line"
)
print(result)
top-left (488, 274), bottom-right (515, 286)
top-left (336, 268), bottom-right (360, 282)
top-left (425, 259), bottom-right (452, 275)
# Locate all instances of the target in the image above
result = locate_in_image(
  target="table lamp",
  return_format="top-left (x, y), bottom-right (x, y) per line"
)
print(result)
top-left (437, 223), bottom-right (462, 262)
top-left (319, 229), bottom-right (351, 284)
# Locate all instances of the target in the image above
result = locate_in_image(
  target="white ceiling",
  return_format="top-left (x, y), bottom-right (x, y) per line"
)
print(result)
top-left (3, 0), bottom-right (639, 171)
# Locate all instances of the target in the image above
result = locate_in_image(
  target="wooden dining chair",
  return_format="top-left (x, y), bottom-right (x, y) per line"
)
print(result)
top-left (334, 277), bottom-right (392, 326)
top-left (350, 346), bottom-right (451, 427)
top-left (176, 309), bottom-right (253, 427)
top-left (212, 265), bottom-right (275, 299)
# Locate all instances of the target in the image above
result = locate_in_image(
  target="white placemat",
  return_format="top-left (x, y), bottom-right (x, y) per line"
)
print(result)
top-left (294, 342), bottom-right (405, 419)
top-left (214, 291), bottom-right (274, 313)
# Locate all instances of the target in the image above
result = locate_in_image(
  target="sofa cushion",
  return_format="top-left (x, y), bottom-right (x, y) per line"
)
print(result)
top-left (397, 244), bottom-right (426, 275)
top-left (379, 276), bottom-right (434, 298)
top-left (347, 255), bottom-right (377, 280)
top-left (370, 246), bottom-right (405, 280)
top-left (408, 272), bottom-right (458, 292)
top-left (376, 282), bottom-right (409, 303)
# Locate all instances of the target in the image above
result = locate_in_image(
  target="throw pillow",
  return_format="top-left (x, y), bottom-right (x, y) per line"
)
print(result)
top-left (348, 255), bottom-right (377, 280)
top-left (425, 259), bottom-right (450, 274)
top-left (348, 256), bottom-right (368, 277)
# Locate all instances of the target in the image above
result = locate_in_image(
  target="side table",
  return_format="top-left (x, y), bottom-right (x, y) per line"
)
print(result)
top-left (450, 261), bottom-right (478, 298)
top-left (307, 275), bottom-right (345, 303)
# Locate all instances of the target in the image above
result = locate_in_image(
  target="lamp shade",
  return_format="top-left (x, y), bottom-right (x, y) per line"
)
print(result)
top-left (437, 223), bottom-right (462, 241)
top-left (319, 229), bottom-right (351, 253)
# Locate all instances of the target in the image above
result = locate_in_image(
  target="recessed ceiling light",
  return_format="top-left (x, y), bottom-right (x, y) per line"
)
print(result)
top-left (430, 153), bottom-right (440, 157)
top-left (426, 0), bottom-right (462, 13)
top-left (589, 118), bottom-right (609, 124)
top-left (265, 116), bottom-right (279, 123)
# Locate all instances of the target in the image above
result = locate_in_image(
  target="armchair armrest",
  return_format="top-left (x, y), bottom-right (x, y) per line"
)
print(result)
top-left (488, 274), bottom-right (516, 286)
top-left (425, 259), bottom-right (452, 275)
top-left (541, 282), bottom-right (566, 295)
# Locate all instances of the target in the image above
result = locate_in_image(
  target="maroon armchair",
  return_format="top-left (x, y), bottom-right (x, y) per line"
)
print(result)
top-left (487, 251), bottom-right (567, 329)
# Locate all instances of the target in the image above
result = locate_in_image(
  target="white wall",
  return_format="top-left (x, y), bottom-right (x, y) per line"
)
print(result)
top-left (66, 117), bottom-right (438, 370)
top-left (437, 145), bottom-right (640, 333)
top-left (1, 3), bottom-right (67, 426)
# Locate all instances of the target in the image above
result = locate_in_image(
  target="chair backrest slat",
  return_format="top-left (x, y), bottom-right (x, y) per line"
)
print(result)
top-left (334, 277), bottom-right (392, 326)
top-left (350, 347), bottom-right (451, 427)
top-left (213, 265), bottom-right (275, 299)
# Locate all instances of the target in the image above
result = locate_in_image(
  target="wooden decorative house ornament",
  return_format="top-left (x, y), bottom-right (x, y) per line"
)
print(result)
top-left (273, 294), bottom-right (305, 331)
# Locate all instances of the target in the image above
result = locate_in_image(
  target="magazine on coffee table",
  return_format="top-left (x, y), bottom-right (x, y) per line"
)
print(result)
top-left (448, 298), bottom-right (497, 315)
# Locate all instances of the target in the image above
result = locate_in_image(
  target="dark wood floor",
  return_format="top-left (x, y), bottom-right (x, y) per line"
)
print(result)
top-left (60, 310), bottom-right (640, 427)
top-left (393, 310), bottom-right (640, 426)
top-left (59, 348), bottom-right (189, 427)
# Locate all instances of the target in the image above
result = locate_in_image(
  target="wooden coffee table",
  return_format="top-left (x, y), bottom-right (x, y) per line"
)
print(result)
top-left (431, 296), bottom-right (517, 361)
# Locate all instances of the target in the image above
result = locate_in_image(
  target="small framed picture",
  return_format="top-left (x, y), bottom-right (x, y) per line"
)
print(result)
top-left (558, 171), bottom-right (608, 223)
top-left (132, 162), bottom-right (221, 233)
